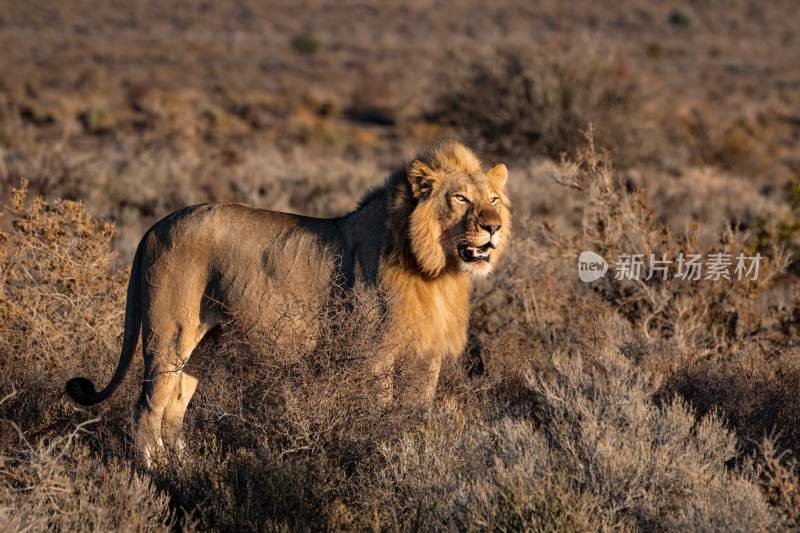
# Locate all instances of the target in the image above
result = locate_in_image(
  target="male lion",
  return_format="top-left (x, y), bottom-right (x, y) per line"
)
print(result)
top-left (66, 141), bottom-right (511, 465)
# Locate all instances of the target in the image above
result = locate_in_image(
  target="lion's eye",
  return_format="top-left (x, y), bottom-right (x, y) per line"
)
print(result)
top-left (490, 196), bottom-right (500, 205)
top-left (453, 193), bottom-right (468, 203)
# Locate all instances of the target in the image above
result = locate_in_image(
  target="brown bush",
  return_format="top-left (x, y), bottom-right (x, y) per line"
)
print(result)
top-left (662, 345), bottom-right (800, 455)
top-left (758, 437), bottom-right (800, 527)
top-left (552, 130), bottom-right (787, 355)
top-left (0, 180), bottom-right (125, 370)
top-left (433, 46), bottom-right (640, 162)
top-left (0, 416), bottom-right (177, 532)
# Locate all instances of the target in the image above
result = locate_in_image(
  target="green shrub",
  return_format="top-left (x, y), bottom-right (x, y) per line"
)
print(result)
top-left (290, 33), bottom-right (320, 55)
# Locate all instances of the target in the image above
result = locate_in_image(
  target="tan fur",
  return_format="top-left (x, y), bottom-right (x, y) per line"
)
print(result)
top-left (65, 141), bottom-right (511, 466)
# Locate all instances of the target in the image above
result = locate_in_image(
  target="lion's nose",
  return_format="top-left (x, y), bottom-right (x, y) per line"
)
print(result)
top-left (480, 222), bottom-right (501, 235)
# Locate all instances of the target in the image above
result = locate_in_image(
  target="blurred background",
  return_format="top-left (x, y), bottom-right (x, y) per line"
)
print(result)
top-left (1, 0), bottom-right (799, 258)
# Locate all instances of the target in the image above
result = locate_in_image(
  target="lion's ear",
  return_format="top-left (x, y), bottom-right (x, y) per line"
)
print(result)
top-left (486, 163), bottom-right (508, 190)
top-left (408, 160), bottom-right (437, 198)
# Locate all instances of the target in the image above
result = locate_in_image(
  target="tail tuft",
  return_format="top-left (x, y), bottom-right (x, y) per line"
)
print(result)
top-left (65, 377), bottom-right (100, 406)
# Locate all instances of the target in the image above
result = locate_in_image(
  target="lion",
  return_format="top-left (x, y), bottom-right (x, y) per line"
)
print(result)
top-left (66, 141), bottom-right (511, 466)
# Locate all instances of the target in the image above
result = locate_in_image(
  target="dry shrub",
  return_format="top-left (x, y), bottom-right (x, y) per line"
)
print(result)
top-left (530, 132), bottom-right (800, 467)
top-left (663, 345), bottom-right (800, 455)
top-left (523, 352), bottom-right (775, 531)
top-left (0, 415), bottom-right (176, 532)
top-left (0, 180), bottom-right (125, 369)
top-left (366, 350), bottom-right (781, 531)
top-left (162, 330), bottom-right (785, 530)
top-left (0, 181), bottom-right (137, 461)
top-left (467, 213), bottom-right (634, 417)
top-left (434, 46), bottom-right (639, 161)
top-left (553, 129), bottom-right (787, 356)
top-left (683, 109), bottom-right (775, 175)
top-left (758, 437), bottom-right (800, 527)
top-left (0, 187), bottom-right (149, 533)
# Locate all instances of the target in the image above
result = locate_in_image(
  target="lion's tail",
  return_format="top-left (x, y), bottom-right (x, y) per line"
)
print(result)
top-left (65, 237), bottom-right (145, 406)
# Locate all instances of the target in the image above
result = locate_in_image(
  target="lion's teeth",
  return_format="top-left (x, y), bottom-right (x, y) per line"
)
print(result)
top-left (461, 245), bottom-right (490, 261)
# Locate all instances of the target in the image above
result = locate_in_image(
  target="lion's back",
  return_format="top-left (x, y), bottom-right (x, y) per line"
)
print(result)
top-left (140, 203), bottom-right (346, 329)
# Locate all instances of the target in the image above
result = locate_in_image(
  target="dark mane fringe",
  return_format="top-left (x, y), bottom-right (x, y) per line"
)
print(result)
top-left (354, 164), bottom-right (408, 213)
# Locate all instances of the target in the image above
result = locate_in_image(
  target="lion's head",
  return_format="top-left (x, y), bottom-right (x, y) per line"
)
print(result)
top-left (392, 141), bottom-right (511, 278)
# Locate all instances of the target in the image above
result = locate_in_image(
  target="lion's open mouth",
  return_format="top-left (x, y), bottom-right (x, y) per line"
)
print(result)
top-left (458, 242), bottom-right (493, 263)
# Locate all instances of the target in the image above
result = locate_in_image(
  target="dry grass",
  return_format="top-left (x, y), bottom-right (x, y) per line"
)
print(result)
top-left (0, 413), bottom-right (177, 532)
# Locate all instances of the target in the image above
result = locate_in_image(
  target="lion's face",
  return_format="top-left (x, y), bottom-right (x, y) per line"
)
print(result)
top-left (407, 159), bottom-right (511, 278)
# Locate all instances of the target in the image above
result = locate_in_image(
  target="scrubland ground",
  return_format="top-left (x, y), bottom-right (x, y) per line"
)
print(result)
top-left (2, 1), bottom-right (800, 531)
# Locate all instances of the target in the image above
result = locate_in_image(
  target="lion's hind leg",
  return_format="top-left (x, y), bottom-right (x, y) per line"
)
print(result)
top-left (134, 324), bottom-right (205, 468)
top-left (163, 371), bottom-right (199, 457)
top-left (134, 351), bottom-right (179, 468)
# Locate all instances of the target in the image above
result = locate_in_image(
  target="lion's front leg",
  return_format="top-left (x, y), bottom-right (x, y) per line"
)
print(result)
top-left (370, 351), bottom-right (395, 408)
top-left (390, 351), bottom-right (444, 409)
top-left (408, 353), bottom-right (444, 407)
top-left (420, 354), bottom-right (443, 405)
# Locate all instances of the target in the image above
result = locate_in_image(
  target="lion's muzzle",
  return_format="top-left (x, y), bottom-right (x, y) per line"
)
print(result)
top-left (458, 241), bottom-right (493, 262)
